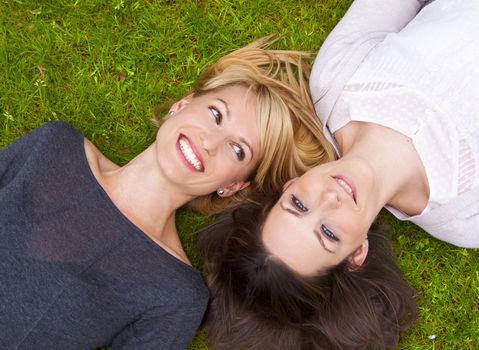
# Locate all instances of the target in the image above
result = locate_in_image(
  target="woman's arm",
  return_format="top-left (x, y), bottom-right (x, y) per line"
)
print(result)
top-left (0, 122), bottom-right (51, 189)
top-left (310, 0), bottom-right (426, 125)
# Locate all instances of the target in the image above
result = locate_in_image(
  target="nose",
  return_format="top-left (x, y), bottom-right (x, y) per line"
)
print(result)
top-left (318, 189), bottom-right (341, 210)
top-left (200, 130), bottom-right (223, 155)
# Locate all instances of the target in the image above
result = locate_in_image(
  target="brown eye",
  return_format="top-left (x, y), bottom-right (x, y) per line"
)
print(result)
top-left (209, 106), bottom-right (222, 125)
top-left (232, 144), bottom-right (245, 161)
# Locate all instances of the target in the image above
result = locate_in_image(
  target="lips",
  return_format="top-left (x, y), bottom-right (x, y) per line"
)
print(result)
top-left (178, 134), bottom-right (204, 172)
top-left (332, 175), bottom-right (356, 203)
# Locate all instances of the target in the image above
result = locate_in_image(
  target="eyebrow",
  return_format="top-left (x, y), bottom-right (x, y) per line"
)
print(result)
top-left (280, 201), bottom-right (335, 254)
top-left (217, 98), bottom-right (254, 161)
top-left (217, 98), bottom-right (231, 119)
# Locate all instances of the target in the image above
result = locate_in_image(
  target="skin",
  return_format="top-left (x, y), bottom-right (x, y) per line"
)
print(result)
top-left (155, 85), bottom-right (261, 198)
top-left (262, 121), bottom-right (430, 275)
top-left (263, 167), bottom-right (370, 276)
top-left (85, 84), bottom-right (261, 264)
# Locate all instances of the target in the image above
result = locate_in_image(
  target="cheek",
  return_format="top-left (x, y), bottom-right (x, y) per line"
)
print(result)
top-left (238, 163), bottom-right (257, 183)
top-left (219, 153), bottom-right (251, 178)
top-left (156, 121), bottom-right (177, 147)
top-left (341, 216), bottom-right (368, 243)
top-left (210, 164), bottom-right (240, 186)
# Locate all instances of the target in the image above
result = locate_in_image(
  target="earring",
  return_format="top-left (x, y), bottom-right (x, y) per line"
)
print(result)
top-left (217, 188), bottom-right (225, 197)
top-left (168, 110), bottom-right (175, 116)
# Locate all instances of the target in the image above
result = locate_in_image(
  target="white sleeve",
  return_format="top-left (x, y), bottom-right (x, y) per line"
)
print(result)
top-left (310, 0), bottom-right (425, 126)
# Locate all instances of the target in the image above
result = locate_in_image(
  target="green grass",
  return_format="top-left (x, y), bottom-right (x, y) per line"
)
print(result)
top-left (378, 212), bottom-right (479, 350)
top-left (1, 0), bottom-right (478, 349)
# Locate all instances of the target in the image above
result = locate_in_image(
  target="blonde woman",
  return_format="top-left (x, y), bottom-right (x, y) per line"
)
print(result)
top-left (0, 39), bottom-right (334, 349)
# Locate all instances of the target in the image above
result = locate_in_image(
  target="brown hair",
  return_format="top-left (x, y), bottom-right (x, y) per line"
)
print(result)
top-left (154, 36), bottom-right (336, 214)
top-left (197, 201), bottom-right (418, 349)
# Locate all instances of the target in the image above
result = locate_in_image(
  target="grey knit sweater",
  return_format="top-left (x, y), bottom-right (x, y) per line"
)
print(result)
top-left (0, 121), bottom-right (208, 349)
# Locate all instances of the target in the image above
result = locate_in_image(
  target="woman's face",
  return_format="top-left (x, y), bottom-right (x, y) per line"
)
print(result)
top-left (155, 84), bottom-right (262, 197)
top-left (262, 161), bottom-right (377, 275)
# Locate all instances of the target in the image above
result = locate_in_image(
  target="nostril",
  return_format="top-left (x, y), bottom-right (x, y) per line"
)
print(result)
top-left (335, 191), bottom-right (342, 206)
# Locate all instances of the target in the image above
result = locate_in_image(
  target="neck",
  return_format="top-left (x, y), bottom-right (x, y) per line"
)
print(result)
top-left (335, 121), bottom-right (429, 216)
top-left (85, 141), bottom-right (193, 263)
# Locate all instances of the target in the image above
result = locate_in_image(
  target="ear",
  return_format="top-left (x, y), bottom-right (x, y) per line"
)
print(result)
top-left (170, 93), bottom-right (194, 113)
top-left (348, 239), bottom-right (369, 269)
top-left (221, 181), bottom-right (251, 197)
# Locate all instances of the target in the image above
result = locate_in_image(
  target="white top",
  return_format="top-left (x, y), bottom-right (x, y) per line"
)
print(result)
top-left (311, 0), bottom-right (479, 247)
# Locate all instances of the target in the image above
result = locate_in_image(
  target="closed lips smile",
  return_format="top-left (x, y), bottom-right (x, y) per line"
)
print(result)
top-left (332, 176), bottom-right (356, 203)
top-left (178, 135), bottom-right (204, 172)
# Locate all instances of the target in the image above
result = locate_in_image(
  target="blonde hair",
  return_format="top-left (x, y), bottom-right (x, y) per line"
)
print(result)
top-left (166, 36), bottom-right (336, 214)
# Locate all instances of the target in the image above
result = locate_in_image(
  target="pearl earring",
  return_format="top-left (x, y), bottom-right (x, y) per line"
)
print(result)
top-left (168, 110), bottom-right (175, 116)
top-left (217, 188), bottom-right (225, 196)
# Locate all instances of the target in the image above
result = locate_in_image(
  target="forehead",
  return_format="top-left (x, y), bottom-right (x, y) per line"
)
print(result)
top-left (262, 202), bottom-right (322, 275)
top-left (203, 84), bottom-right (257, 107)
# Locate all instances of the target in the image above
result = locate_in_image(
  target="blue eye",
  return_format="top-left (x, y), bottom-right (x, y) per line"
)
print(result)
top-left (321, 224), bottom-right (338, 242)
top-left (209, 106), bottom-right (222, 125)
top-left (232, 144), bottom-right (245, 161)
top-left (291, 194), bottom-right (308, 212)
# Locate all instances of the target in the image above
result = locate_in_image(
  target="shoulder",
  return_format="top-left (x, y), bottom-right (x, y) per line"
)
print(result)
top-left (134, 248), bottom-right (209, 306)
top-left (170, 267), bottom-right (209, 305)
top-left (30, 121), bottom-right (85, 161)
top-left (157, 262), bottom-right (209, 309)
top-left (40, 120), bottom-right (83, 139)
top-left (311, 0), bottom-right (423, 123)
top-left (111, 286), bottom-right (207, 349)
top-left (0, 121), bottom-right (84, 167)
top-left (163, 274), bottom-right (208, 324)
top-left (410, 187), bottom-right (479, 248)
top-left (20, 121), bottom-right (84, 150)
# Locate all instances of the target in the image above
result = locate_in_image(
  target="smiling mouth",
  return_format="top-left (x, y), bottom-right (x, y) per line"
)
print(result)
top-left (178, 135), bottom-right (204, 172)
top-left (333, 176), bottom-right (356, 203)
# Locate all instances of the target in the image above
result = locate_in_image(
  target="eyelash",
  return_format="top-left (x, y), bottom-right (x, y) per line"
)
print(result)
top-left (232, 144), bottom-right (245, 161)
top-left (321, 224), bottom-right (337, 242)
top-left (209, 106), bottom-right (222, 125)
top-left (209, 105), bottom-right (245, 161)
top-left (291, 194), bottom-right (308, 212)
top-left (289, 195), bottom-right (338, 243)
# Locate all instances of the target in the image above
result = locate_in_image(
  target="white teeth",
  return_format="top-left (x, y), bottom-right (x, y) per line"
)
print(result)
top-left (337, 178), bottom-right (353, 196)
top-left (179, 138), bottom-right (202, 170)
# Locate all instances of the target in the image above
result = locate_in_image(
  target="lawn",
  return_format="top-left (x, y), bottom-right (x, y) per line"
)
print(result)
top-left (1, 0), bottom-right (478, 349)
